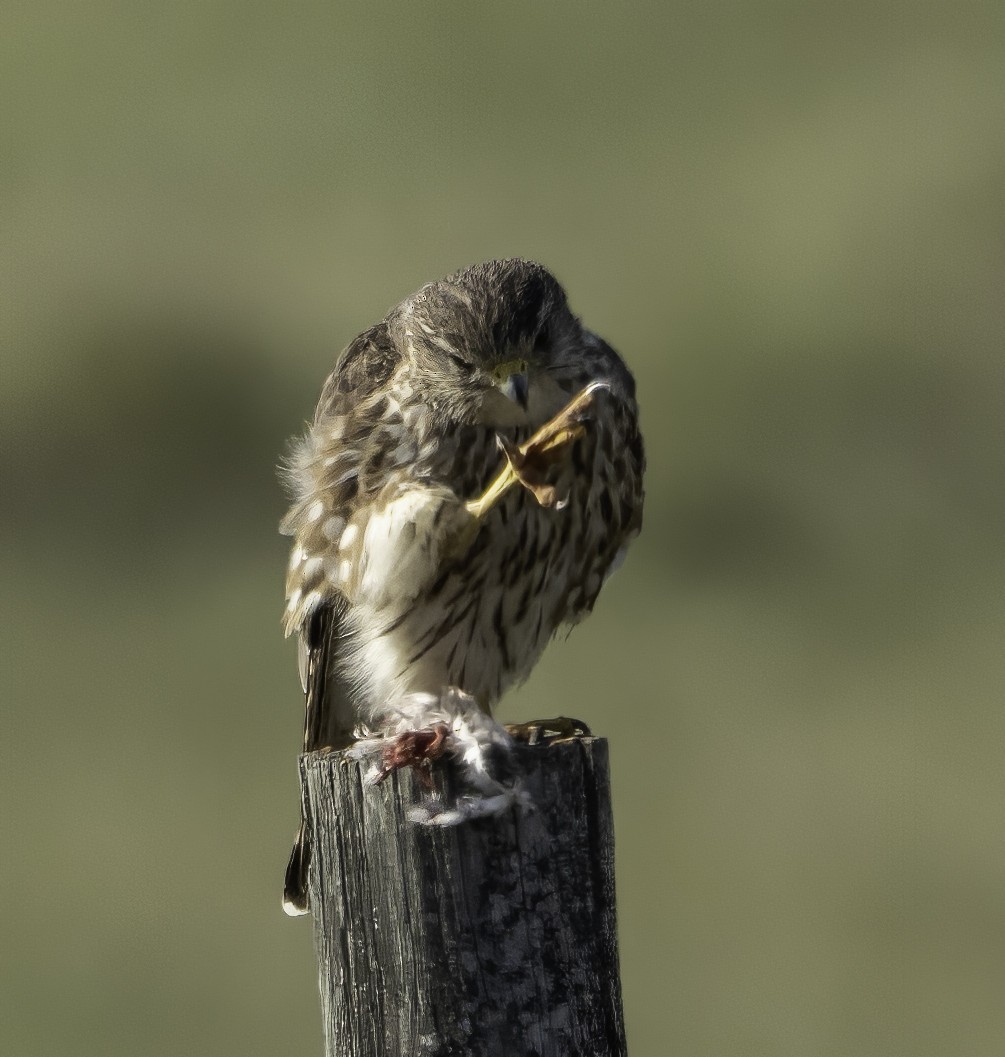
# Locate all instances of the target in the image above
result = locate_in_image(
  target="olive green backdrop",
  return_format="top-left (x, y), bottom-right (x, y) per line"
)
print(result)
top-left (3, 4), bottom-right (1004, 1055)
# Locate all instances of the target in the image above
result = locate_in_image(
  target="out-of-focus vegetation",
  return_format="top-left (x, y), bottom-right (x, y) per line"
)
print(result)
top-left (3, 4), bottom-right (1004, 1055)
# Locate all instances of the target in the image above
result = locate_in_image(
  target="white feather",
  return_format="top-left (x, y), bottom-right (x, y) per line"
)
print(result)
top-left (297, 634), bottom-right (309, 693)
top-left (347, 689), bottom-right (525, 826)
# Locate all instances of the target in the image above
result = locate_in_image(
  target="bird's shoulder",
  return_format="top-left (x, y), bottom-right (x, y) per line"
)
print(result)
top-left (284, 321), bottom-right (411, 503)
top-left (314, 321), bottom-right (401, 422)
top-left (580, 328), bottom-right (637, 404)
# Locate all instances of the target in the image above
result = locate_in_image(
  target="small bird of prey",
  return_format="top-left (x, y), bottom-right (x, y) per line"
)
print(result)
top-left (279, 259), bottom-right (645, 915)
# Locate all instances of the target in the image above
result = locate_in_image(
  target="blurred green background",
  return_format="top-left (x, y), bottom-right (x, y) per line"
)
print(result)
top-left (3, 3), bottom-right (1004, 1055)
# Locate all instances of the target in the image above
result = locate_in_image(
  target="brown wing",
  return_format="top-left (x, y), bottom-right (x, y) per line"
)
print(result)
top-left (313, 320), bottom-right (401, 422)
top-left (281, 321), bottom-right (402, 915)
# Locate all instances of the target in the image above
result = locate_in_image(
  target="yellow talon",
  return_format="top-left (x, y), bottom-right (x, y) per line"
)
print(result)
top-left (465, 382), bottom-right (606, 521)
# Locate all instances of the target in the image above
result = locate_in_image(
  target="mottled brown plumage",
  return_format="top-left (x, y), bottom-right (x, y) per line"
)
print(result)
top-left (280, 259), bottom-right (644, 914)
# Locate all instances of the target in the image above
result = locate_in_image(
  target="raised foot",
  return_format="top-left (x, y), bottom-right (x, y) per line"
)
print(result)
top-left (466, 382), bottom-right (608, 519)
top-left (505, 716), bottom-right (592, 746)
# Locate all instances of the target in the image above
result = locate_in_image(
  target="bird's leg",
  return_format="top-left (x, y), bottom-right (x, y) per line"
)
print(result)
top-left (465, 382), bottom-right (608, 520)
top-left (505, 716), bottom-right (592, 746)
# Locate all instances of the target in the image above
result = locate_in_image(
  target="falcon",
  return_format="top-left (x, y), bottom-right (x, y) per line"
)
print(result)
top-left (280, 259), bottom-right (645, 915)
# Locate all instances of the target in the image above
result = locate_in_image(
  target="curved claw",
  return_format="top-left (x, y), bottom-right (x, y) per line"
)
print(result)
top-left (505, 716), bottom-right (592, 746)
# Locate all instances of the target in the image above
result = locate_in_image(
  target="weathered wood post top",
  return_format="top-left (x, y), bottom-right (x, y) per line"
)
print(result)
top-left (301, 736), bottom-right (627, 1057)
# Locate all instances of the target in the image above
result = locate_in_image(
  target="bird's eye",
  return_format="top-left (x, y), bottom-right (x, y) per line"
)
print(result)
top-left (447, 352), bottom-right (471, 372)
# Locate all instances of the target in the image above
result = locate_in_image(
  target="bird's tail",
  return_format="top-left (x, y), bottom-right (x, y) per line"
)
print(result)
top-left (283, 603), bottom-right (353, 918)
top-left (283, 819), bottom-right (311, 916)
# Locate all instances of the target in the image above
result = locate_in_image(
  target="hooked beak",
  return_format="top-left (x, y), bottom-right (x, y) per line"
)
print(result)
top-left (497, 370), bottom-right (529, 410)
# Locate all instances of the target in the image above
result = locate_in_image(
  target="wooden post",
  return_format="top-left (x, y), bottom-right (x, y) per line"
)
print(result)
top-left (300, 737), bottom-right (627, 1057)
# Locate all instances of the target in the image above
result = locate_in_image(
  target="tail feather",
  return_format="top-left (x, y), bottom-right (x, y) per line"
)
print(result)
top-left (283, 821), bottom-right (311, 916)
top-left (283, 601), bottom-right (352, 917)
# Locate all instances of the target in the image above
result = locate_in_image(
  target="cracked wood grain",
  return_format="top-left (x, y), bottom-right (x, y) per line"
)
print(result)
top-left (300, 738), bottom-right (627, 1057)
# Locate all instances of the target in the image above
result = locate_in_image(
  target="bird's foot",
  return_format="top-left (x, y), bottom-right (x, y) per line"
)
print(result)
top-left (347, 689), bottom-right (529, 825)
top-left (307, 742), bottom-right (344, 757)
top-left (372, 723), bottom-right (450, 789)
top-left (466, 382), bottom-right (608, 519)
top-left (505, 716), bottom-right (592, 746)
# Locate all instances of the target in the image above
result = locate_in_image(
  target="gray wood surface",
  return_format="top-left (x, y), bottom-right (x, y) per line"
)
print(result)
top-left (301, 737), bottom-right (627, 1057)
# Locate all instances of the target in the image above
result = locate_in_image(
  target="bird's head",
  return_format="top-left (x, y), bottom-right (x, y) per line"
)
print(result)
top-left (390, 259), bottom-right (585, 428)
